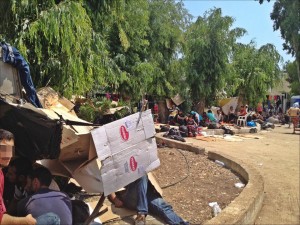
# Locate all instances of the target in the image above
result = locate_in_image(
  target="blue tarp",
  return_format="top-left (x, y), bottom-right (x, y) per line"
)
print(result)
top-left (1, 42), bottom-right (42, 108)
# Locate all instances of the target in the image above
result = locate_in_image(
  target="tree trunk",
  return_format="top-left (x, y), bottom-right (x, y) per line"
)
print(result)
top-left (194, 97), bottom-right (206, 114)
top-left (157, 100), bottom-right (168, 124)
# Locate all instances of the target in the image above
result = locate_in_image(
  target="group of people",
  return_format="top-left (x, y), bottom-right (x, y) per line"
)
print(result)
top-left (169, 109), bottom-right (223, 128)
top-left (0, 129), bottom-right (188, 225)
top-left (166, 102), bottom-right (294, 134)
top-left (0, 129), bottom-right (74, 225)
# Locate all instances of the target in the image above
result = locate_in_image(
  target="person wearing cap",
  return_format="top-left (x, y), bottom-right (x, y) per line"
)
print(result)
top-left (0, 129), bottom-right (36, 225)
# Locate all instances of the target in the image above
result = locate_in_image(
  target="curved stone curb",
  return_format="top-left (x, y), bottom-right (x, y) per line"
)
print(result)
top-left (155, 133), bottom-right (264, 225)
top-left (204, 151), bottom-right (264, 225)
top-left (155, 133), bottom-right (205, 154)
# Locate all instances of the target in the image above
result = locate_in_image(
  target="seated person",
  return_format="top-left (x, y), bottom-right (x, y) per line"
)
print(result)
top-left (168, 107), bottom-right (178, 125)
top-left (174, 111), bottom-right (187, 126)
top-left (206, 110), bottom-right (220, 129)
top-left (0, 129), bottom-right (36, 225)
top-left (5, 157), bottom-right (33, 215)
top-left (190, 111), bottom-right (201, 126)
top-left (207, 110), bottom-right (217, 124)
top-left (238, 105), bottom-right (247, 116)
top-left (216, 109), bottom-right (223, 123)
top-left (228, 106), bottom-right (237, 123)
top-left (17, 167), bottom-right (72, 225)
top-left (186, 114), bottom-right (197, 136)
top-left (251, 111), bottom-right (264, 124)
top-left (109, 175), bottom-right (188, 225)
top-left (200, 112), bottom-right (209, 127)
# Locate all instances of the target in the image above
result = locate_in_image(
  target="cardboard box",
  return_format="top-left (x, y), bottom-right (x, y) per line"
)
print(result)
top-left (41, 109), bottom-right (160, 196)
top-left (90, 109), bottom-right (160, 195)
top-left (41, 107), bottom-right (94, 161)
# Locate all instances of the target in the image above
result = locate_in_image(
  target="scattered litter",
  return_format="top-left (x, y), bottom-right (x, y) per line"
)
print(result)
top-left (234, 182), bottom-right (245, 188)
top-left (215, 160), bottom-right (225, 167)
top-left (208, 202), bottom-right (222, 217)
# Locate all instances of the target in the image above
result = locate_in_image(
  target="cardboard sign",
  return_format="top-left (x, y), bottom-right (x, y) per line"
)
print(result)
top-left (91, 109), bottom-right (160, 195)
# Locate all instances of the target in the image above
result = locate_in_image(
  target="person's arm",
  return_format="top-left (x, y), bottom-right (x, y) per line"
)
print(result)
top-left (1, 214), bottom-right (36, 225)
top-left (108, 193), bottom-right (124, 208)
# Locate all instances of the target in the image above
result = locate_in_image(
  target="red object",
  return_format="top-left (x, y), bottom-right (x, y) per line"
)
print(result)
top-left (130, 156), bottom-right (138, 171)
top-left (153, 104), bottom-right (158, 114)
top-left (0, 170), bottom-right (6, 221)
top-left (120, 125), bottom-right (129, 141)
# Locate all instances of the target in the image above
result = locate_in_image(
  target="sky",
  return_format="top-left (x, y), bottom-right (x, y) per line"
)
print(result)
top-left (182, 0), bottom-right (295, 66)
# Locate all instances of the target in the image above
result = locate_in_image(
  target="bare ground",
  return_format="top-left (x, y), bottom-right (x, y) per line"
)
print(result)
top-left (151, 147), bottom-right (244, 224)
top-left (103, 125), bottom-right (299, 225)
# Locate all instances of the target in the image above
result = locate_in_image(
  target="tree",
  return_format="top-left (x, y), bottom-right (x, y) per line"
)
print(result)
top-left (146, 0), bottom-right (191, 99)
top-left (0, 0), bottom-right (124, 97)
top-left (184, 8), bottom-right (245, 111)
top-left (231, 42), bottom-right (282, 106)
top-left (285, 61), bottom-right (300, 96)
top-left (259, 0), bottom-right (300, 83)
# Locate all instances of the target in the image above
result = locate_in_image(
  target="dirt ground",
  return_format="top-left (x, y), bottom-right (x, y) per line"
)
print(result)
top-left (102, 125), bottom-right (299, 225)
top-left (186, 125), bottom-right (300, 225)
top-left (151, 147), bottom-right (244, 224)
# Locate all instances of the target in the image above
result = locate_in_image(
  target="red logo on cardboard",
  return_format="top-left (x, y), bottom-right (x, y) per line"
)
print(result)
top-left (130, 156), bottom-right (137, 171)
top-left (120, 125), bottom-right (129, 141)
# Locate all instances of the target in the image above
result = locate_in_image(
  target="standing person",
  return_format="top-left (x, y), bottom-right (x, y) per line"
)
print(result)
top-left (17, 167), bottom-right (72, 225)
top-left (287, 102), bottom-right (300, 134)
top-left (0, 129), bottom-right (36, 225)
top-left (109, 175), bottom-right (188, 225)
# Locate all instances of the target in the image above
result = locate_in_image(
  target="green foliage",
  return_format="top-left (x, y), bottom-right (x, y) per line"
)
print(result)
top-left (260, 0), bottom-right (300, 84)
top-left (285, 61), bottom-right (300, 95)
top-left (184, 8), bottom-right (246, 105)
top-left (77, 97), bottom-right (131, 122)
top-left (231, 42), bottom-right (282, 105)
top-left (78, 103), bottom-right (97, 123)
top-left (0, 0), bottom-right (286, 113)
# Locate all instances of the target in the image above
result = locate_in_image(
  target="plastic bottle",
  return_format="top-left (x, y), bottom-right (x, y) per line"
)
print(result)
top-left (215, 160), bottom-right (225, 167)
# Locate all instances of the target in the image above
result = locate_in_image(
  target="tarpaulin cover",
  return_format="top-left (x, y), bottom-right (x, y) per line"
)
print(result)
top-left (0, 99), bottom-right (62, 160)
top-left (219, 97), bottom-right (239, 116)
top-left (0, 42), bottom-right (42, 108)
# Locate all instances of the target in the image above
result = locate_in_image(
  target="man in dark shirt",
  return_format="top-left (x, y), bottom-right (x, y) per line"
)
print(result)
top-left (17, 167), bottom-right (72, 225)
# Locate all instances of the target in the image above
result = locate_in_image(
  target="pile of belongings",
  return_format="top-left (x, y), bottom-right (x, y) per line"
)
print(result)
top-left (163, 127), bottom-right (186, 142)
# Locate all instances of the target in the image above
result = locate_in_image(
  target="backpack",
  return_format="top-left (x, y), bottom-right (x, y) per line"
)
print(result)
top-left (179, 125), bottom-right (188, 137)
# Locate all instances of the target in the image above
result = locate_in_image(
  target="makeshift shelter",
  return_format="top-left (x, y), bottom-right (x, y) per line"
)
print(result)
top-left (0, 42), bottom-right (42, 107)
top-left (219, 97), bottom-right (239, 115)
top-left (166, 94), bottom-right (184, 109)
top-left (171, 94), bottom-right (184, 106)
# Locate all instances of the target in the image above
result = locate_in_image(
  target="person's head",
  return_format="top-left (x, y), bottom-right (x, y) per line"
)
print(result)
top-left (190, 111), bottom-right (196, 115)
top-left (207, 110), bottom-right (212, 113)
top-left (0, 129), bottom-right (14, 168)
top-left (229, 106), bottom-right (233, 110)
top-left (293, 102), bottom-right (299, 108)
top-left (25, 166), bottom-right (52, 194)
top-left (6, 157), bottom-right (33, 185)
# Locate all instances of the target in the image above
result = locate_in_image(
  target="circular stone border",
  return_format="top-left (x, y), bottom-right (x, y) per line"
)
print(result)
top-left (155, 134), bottom-right (264, 225)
